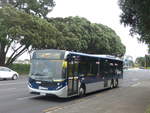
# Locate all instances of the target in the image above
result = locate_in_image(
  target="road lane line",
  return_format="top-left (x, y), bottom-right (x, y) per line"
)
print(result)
top-left (131, 82), bottom-right (141, 87)
top-left (43, 106), bottom-right (62, 113)
top-left (0, 82), bottom-right (25, 86)
top-left (43, 97), bottom-right (90, 113)
top-left (17, 95), bottom-right (40, 100)
top-left (43, 99), bottom-right (85, 113)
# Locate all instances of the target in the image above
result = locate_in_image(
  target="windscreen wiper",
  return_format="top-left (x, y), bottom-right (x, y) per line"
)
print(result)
top-left (32, 73), bottom-right (46, 76)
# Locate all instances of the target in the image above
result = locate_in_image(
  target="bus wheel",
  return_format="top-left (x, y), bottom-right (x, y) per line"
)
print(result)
top-left (114, 79), bottom-right (119, 88)
top-left (110, 79), bottom-right (114, 89)
top-left (79, 86), bottom-right (85, 97)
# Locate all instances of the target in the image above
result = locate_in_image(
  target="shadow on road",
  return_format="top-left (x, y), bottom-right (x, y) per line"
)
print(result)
top-left (30, 87), bottom-right (117, 103)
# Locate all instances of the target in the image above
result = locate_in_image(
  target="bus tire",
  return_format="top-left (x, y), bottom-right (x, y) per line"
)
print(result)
top-left (113, 79), bottom-right (116, 88)
top-left (110, 79), bottom-right (114, 89)
top-left (115, 79), bottom-right (119, 88)
top-left (79, 85), bottom-right (85, 97)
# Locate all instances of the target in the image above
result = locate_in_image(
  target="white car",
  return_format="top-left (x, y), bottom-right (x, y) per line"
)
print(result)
top-left (0, 66), bottom-right (19, 80)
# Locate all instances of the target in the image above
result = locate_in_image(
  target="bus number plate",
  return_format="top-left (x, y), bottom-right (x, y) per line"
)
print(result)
top-left (40, 92), bottom-right (46, 96)
top-left (39, 86), bottom-right (48, 90)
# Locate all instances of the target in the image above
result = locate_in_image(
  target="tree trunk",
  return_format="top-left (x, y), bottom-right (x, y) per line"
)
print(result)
top-left (0, 44), bottom-right (6, 66)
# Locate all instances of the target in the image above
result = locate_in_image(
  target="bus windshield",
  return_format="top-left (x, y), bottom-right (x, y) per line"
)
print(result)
top-left (30, 59), bottom-right (64, 81)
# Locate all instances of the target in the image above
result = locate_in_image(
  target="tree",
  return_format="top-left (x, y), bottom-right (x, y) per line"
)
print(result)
top-left (0, 7), bottom-right (125, 66)
top-left (0, 0), bottom-right (56, 66)
top-left (0, 6), bottom-right (60, 66)
top-left (145, 55), bottom-right (150, 68)
top-left (0, 0), bottom-right (55, 18)
top-left (135, 57), bottom-right (145, 67)
top-left (47, 16), bottom-right (126, 57)
top-left (119, 0), bottom-right (150, 47)
top-left (135, 55), bottom-right (150, 67)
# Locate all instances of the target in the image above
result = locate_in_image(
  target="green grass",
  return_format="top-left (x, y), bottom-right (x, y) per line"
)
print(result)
top-left (145, 67), bottom-right (150, 69)
top-left (145, 107), bottom-right (150, 113)
top-left (9, 64), bottom-right (30, 75)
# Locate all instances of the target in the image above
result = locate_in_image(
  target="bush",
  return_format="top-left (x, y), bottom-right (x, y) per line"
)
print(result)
top-left (9, 64), bottom-right (30, 75)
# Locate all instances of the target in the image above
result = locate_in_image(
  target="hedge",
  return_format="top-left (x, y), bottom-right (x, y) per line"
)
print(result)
top-left (9, 64), bottom-right (30, 75)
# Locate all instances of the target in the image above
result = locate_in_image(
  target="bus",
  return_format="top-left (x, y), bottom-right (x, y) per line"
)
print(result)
top-left (28, 49), bottom-right (123, 98)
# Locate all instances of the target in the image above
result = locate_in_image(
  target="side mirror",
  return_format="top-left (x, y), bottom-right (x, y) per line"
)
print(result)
top-left (66, 54), bottom-right (72, 62)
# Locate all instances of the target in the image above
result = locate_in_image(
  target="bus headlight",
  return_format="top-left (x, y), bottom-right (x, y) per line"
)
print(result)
top-left (57, 83), bottom-right (60, 86)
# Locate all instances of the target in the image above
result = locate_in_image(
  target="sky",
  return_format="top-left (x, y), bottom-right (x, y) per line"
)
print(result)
top-left (19, 0), bottom-right (148, 60)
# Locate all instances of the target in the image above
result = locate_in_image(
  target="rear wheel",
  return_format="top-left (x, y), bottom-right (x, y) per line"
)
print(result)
top-left (12, 74), bottom-right (18, 80)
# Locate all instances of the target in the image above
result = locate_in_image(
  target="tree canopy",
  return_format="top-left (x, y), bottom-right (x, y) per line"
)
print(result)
top-left (47, 16), bottom-right (126, 56)
top-left (135, 55), bottom-right (150, 67)
top-left (0, 6), bottom-right (60, 66)
top-left (0, 6), bottom-right (125, 66)
top-left (135, 57), bottom-right (145, 67)
top-left (119, 0), bottom-right (150, 48)
top-left (0, 0), bottom-right (55, 18)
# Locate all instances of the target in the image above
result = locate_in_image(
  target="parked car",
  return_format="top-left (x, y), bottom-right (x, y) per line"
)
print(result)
top-left (139, 67), bottom-right (145, 69)
top-left (0, 66), bottom-right (19, 80)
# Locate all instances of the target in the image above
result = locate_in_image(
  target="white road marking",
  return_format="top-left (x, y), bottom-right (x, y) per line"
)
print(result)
top-left (17, 95), bottom-right (40, 100)
top-left (131, 82), bottom-right (141, 87)
top-left (0, 82), bottom-right (25, 86)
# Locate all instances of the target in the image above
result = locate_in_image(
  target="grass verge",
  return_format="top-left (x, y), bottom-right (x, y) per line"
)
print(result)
top-left (145, 106), bottom-right (150, 113)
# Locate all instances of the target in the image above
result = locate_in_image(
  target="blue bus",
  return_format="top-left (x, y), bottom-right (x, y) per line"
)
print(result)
top-left (28, 49), bottom-right (123, 98)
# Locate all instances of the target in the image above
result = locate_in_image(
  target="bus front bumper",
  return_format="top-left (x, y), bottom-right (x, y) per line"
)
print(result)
top-left (28, 85), bottom-right (68, 98)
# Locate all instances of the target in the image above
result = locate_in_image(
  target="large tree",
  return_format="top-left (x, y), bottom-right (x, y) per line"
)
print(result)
top-left (0, 0), bottom-right (55, 18)
top-left (135, 55), bottom-right (150, 67)
top-left (0, 7), bottom-right (125, 66)
top-left (0, 6), bottom-right (60, 66)
top-left (47, 16), bottom-right (126, 57)
top-left (119, 0), bottom-right (150, 47)
top-left (0, 0), bottom-right (56, 66)
top-left (135, 57), bottom-right (145, 67)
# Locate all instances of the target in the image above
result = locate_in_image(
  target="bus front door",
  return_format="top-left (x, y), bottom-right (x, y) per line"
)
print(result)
top-left (67, 59), bottom-right (79, 96)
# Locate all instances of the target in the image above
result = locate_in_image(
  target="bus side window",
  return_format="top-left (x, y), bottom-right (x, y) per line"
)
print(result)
top-left (78, 60), bottom-right (87, 76)
top-left (109, 60), bottom-right (114, 75)
top-left (104, 59), bottom-right (108, 74)
top-left (90, 61), bottom-right (98, 76)
top-left (86, 58), bottom-right (98, 77)
top-left (74, 61), bottom-right (79, 76)
top-left (67, 57), bottom-right (79, 77)
top-left (99, 59), bottom-right (104, 76)
top-left (68, 61), bottom-right (73, 77)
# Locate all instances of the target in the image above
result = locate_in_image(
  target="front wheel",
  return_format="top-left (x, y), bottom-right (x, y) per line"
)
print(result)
top-left (12, 74), bottom-right (18, 80)
top-left (79, 86), bottom-right (85, 97)
top-left (114, 79), bottom-right (119, 88)
top-left (110, 79), bottom-right (114, 89)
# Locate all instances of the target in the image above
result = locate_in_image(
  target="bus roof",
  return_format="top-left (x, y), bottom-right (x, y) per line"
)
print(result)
top-left (34, 49), bottom-right (122, 61)
top-left (68, 51), bottom-right (122, 61)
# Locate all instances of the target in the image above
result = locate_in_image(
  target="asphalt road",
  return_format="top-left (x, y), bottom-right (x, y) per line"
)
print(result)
top-left (1, 68), bottom-right (150, 113)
